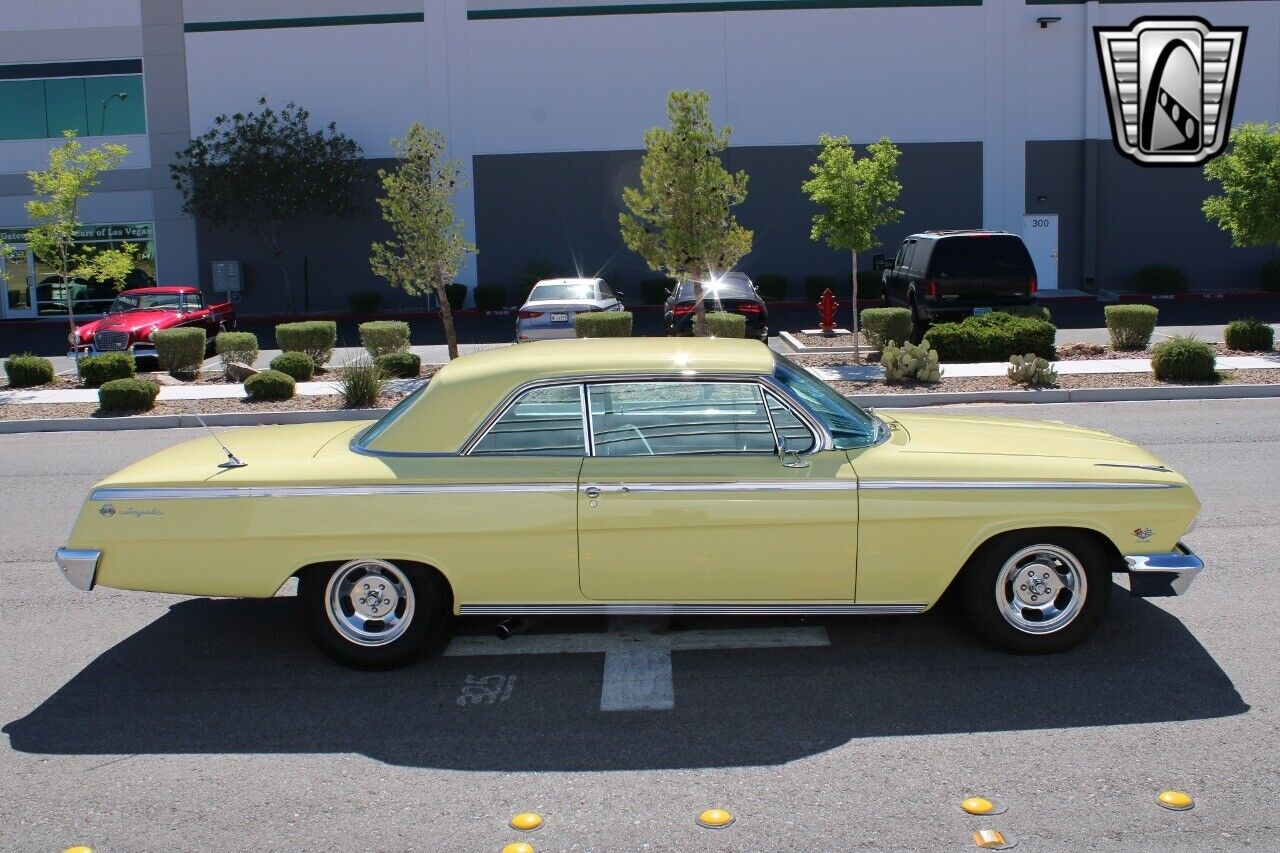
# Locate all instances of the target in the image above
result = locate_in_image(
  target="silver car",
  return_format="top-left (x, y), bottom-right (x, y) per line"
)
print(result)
top-left (515, 277), bottom-right (624, 342)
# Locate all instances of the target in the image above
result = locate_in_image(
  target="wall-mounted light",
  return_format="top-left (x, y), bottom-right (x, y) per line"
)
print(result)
top-left (1036, 194), bottom-right (1048, 203)
top-left (1037, 16), bottom-right (1061, 29)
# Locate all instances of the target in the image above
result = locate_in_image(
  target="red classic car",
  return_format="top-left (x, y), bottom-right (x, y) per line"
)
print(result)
top-left (68, 287), bottom-right (236, 358)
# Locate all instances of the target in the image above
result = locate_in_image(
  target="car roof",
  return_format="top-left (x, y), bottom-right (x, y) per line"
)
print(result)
top-left (905, 230), bottom-right (1016, 240)
top-left (121, 286), bottom-right (198, 295)
top-left (365, 338), bottom-right (776, 454)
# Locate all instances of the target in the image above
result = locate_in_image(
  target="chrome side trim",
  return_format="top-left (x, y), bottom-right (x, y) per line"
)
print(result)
top-left (578, 480), bottom-right (858, 494)
top-left (1095, 462), bottom-right (1172, 473)
top-left (459, 603), bottom-right (926, 616)
top-left (90, 483), bottom-right (577, 501)
top-left (859, 479), bottom-right (1181, 491)
top-left (55, 547), bottom-right (100, 591)
top-left (1126, 542), bottom-right (1204, 596)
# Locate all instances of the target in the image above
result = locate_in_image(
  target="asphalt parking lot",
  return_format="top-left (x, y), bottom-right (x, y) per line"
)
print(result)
top-left (1, 398), bottom-right (1277, 851)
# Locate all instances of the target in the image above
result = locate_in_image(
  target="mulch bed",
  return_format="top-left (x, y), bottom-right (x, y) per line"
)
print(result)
top-left (1056, 341), bottom-right (1275, 360)
top-left (828, 368), bottom-right (1280, 397)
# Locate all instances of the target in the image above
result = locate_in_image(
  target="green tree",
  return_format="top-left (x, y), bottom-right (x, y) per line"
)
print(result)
top-left (620, 90), bottom-right (752, 335)
top-left (370, 123), bottom-right (475, 361)
top-left (171, 98), bottom-right (365, 314)
top-left (25, 132), bottom-right (140, 364)
top-left (802, 135), bottom-right (903, 362)
top-left (1203, 122), bottom-right (1280, 257)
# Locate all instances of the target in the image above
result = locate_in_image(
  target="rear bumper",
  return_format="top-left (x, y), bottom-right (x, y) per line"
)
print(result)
top-left (1126, 543), bottom-right (1203, 597)
top-left (920, 299), bottom-right (1035, 322)
top-left (516, 324), bottom-right (577, 342)
top-left (666, 313), bottom-right (770, 340)
top-left (55, 547), bottom-right (100, 591)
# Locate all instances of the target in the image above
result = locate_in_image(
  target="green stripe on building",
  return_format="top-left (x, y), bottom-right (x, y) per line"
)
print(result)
top-left (470, 0), bottom-right (979, 20)
top-left (184, 13), bottom-right (424, 33)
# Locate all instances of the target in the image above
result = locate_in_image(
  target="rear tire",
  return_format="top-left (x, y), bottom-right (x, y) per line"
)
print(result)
top-left (299, 559), bottom-right (451, 669)
top-left (960, 530), bottom-right (1111, 654)
top-left (908, 300), bottom-right (927, 344)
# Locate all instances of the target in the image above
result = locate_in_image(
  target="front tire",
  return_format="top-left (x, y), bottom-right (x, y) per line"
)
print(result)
top-left (960, 530), bottom-right (1111, 654)
top-left (299, 558), bottom-right (451, 669)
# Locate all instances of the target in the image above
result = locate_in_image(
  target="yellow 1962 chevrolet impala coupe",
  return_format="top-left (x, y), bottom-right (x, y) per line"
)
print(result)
top-left (56, 338), bottom-right (1203, 668)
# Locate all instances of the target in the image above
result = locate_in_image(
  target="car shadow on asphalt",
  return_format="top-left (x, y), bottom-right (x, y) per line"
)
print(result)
top-left (3, 586), bottom-right (1247, 771)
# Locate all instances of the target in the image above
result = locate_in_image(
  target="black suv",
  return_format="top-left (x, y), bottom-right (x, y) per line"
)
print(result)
top-left (876, 230), bottom-right (1038, 340)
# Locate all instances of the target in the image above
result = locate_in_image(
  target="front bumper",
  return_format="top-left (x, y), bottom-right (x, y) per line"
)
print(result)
top-left (68, 343), bottom-right (157, 358)
top-left (1126, 542), bottom-right (1203, 597)
top-left (55, 547), bottom-right (100, 591)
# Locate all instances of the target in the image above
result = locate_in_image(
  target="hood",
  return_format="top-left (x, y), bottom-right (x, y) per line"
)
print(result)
top-left (96, 421), bottom-right (374, 488)
top-left (78, 308), bottom-right (179, 336)
top-left (880, 410), bottom-right (1167, 466)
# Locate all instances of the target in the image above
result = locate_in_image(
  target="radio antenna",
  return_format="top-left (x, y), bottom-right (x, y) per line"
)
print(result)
top-left (195, 413), bottom-right (247, 469)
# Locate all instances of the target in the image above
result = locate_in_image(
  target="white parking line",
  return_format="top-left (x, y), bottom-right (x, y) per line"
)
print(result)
top-left (444, 616), bottom-right (831, 711)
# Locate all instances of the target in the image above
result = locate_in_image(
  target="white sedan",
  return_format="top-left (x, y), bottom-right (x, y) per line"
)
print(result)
top-left (515, 277), bottom-right (624, 341)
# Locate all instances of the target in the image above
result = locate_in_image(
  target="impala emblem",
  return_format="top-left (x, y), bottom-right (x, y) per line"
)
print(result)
top-left (98, 504), bottom-right (116, 517)
top-left (1095, 17), bottom-right (1247, 166)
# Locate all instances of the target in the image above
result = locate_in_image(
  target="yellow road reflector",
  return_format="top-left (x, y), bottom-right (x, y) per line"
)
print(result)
top-left (501, 843), bottom-right (535, 853)
top-left (510, 812), bottom-right (543, 831)
top-left (697, 808), bottom-right (735, 828)
top-left (1158, 790), bottom-right (1195, 810)
top-left (973, 829), bottom-right (1017, 849)
top-left (64, 848), bottom-right (93, 853)
top-left (961, 797), bottom-right (1006, 816)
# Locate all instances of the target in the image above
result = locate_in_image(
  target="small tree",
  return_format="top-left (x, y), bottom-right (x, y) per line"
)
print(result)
top-left (1203, 122), bottom-right (1280, 258)
top-left (25, 132), bottom-right (140, 365)
top-left (171, 98), bottom-right (364, 314)
top-left (370, 123), bottom-right (475, 361)
top-left (802, 135), bottom-right (903, 362)
top-left (620, 90), bottom-right (752, 335)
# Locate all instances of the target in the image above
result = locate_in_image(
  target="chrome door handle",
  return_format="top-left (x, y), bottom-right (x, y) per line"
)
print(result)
top-left (584, 486), bottom-right (601, 499)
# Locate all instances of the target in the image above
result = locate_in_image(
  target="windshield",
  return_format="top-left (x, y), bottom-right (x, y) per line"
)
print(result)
top-left (110, 292), bottom-right (182, 312)
top-left (529, 283), bottom-right (597, 302)
top-left (772, 356), bottom-right (879, 449)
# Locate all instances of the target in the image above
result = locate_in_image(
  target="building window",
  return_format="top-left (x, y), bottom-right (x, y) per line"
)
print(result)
top-left (0, 60), bottom-right (145, 140)
top-left (1, 223), bottom-right (156, 317)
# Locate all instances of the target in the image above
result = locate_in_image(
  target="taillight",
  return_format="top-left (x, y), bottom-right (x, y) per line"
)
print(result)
top-left (925, 280), bottom-right (939, 299)
top-left (517, 310), bottom-right (543, 319)
top-left (737, 302), bottom-right (764, 314)
top-left (1029, 277), bottom-right (1038, 294)
top-left (671, 304), bottom-right (696, 316)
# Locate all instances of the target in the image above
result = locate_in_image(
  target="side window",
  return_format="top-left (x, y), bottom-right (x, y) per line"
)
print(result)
top-left (765, 392), bottom-right (816, 452)
top-left (893, 241), bottom-right (908, 270)
top-left (902, 240), bottom-right (918, 273)
top-left (470, 385), bottom-right (586, 456)
top-left (184, 292), bottom-right (204, 310)
top-left (588, 381), bottom-right (776, 456)
top-left (597, 283), bottom-right (615, 299)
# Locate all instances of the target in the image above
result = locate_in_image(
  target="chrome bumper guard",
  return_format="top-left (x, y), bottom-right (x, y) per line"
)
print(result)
top-left (1126, 542), bottom-right (1203, 597)
top-left (55, 547), bottom-right (101, 591)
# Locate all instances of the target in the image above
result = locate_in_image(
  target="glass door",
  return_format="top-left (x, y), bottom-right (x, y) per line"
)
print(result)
top-left (1, 249), bottom-right (37, 319)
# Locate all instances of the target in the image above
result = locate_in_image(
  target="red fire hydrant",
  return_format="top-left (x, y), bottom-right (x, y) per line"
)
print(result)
top-left (818, 288), bottom-right (839, 336)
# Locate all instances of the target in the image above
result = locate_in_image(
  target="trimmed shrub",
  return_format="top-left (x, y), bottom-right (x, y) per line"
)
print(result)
top-left (153, 327), bottom-right (206, 378)
top-left (335, 359), bottom-right (382, 408)
top-left (473, 284), bottom-right (507, 312)
top-left (1103, 304), bottom-right (1159, 350)
top-left (574, 311), bottom-right (633, 338)
top-left (860, 307), bottom-right (913, 349)
top-left (348, 290), bottom-right (382, 313)
top-left (98, 378), bottom-right (159, 411)
top-left (1223, 317), bottom-right (1274, 352)
top-left (244, 369), bottom-right (296, 401)
top-left (445, 283), bottom-right (467, 310)
top-left (754, 274), bottom-right (788, 302)
top-left (1151, 336), bottom-right (1216, 382)
top-left (1263, 258), bottom-right (1280, 293)
top-left (215, 331), bottom-right (258, 378)
top-left (640, 276), bottom-right (676, 305)
top-left (1133, 264), bottom-right (1189, 295)
top-left (358, 320), bottom-right (411, 358)
top-left (881, 340), bottom-right (941, 384)
top-left (1007, 353), bottom-right (1059, 387)
top-left (925, 312), bottom-right (1057, 363)
top-left (804, 274), bottom-right (841, 302)
top-left (375, 350), bottom-right (421, 379)
top-left (275, 320), bottom-right (336, 369)
top-left (997, 305), bottom-right (1052, 322)
top-left (79, 352), bottom-right (135, 388)
top-left (4, 353), bottom-right (55, 388)
top-left (270, 351), bottom-right (315, 381)
top-left (704, 311), bottom-right (747, 338)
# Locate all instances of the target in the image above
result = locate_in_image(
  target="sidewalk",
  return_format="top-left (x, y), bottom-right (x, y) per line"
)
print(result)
top-left (809, 353), bottom-right (1280, 382)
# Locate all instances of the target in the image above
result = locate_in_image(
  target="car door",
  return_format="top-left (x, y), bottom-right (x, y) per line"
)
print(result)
top-left (576, 378), bottom-right (859, 602)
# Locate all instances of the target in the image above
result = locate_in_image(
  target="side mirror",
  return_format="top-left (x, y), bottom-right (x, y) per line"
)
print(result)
top-left (872, 253), bottom-right (888, 272)
top-left (776, 436), bottom-right (811, 469)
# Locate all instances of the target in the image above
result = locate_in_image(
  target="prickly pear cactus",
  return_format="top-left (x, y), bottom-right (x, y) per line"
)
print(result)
top-left (880, 340), bottom-right (942, 385)
top-left (1006, 353), bottom-right (1059, 387)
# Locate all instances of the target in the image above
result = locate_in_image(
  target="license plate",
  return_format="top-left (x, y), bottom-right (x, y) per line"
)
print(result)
top-left (973, 307), bottom-right (992, 316)
top-left (550, 312), bottom-right (569, 323)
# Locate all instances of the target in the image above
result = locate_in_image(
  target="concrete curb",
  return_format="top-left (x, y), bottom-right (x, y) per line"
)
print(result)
top-left (0, 407), bottom-right (389, 435)
top-left (853, 383), bottom-right (1280, 408)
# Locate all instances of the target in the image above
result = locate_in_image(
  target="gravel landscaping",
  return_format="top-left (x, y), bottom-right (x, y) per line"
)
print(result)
top-left (829, 368), bottom-right (1280, 397)
top-left (789, 331), bottom-right (872, 349)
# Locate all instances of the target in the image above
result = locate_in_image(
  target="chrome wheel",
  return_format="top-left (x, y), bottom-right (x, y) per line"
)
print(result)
top-left (995, 544), bottom-right (1087, 635)
top-left (324, 559), bottom-right (416, 647)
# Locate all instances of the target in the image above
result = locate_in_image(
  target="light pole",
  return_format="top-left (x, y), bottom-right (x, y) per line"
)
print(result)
top-left (98, 91), bottom-right (128, 136)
